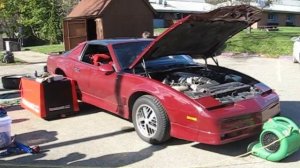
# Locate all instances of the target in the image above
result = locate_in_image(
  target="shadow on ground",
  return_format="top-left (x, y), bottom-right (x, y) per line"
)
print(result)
top-left (192, 136), bottom-right (259, 156)
top-left (15, 130), bottom-right (58, 146)
top-left (0, 128), bottom-right (189, 167)
top-left (5, 105), bottom-right (23, 112)
top-left (70, 139), bottom-right (189, 167)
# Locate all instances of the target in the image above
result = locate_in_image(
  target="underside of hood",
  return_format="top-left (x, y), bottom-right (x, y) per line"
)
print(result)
top-left (130, 5), bottom-right (261, 69)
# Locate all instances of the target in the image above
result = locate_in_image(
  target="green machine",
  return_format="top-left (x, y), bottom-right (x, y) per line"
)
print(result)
top-left (248, 117), bottom-right (300, 162)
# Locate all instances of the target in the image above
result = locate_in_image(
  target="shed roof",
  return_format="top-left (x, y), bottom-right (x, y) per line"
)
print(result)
top-left (67, 0), bottom-right (156, 18)
top-left (67, 0), bottom-right (111, 18)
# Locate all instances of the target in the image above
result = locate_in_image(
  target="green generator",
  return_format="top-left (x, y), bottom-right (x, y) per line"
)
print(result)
top-left (248, 117), bottom-right (300, 162)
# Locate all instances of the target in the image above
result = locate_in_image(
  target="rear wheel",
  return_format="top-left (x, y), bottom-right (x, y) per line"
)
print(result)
top-left (132, 95), bottom-right (170, 144)
top-left (55, 69), bottom-right (66, 77)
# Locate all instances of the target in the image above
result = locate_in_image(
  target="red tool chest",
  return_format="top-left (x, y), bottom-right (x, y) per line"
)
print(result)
top-left (20, 76), bottom-right (79, 120)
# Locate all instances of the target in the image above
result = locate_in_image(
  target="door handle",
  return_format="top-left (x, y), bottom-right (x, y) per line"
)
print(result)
top-left (74, 67), bottom-right (80, 72)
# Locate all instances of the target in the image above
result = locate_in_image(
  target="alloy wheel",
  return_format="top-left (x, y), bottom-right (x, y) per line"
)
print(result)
top-left (135, 104), bottom-right (158, 138)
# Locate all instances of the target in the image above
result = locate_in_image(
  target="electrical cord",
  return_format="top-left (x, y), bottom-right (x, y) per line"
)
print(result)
top-left (196, 129), bottom-right (292, 168)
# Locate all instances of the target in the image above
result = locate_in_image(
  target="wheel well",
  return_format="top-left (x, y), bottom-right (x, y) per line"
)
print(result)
top-left (128, 91), bottom-right (149, 120)
top-left (55, 68), bottom-right (66, 76)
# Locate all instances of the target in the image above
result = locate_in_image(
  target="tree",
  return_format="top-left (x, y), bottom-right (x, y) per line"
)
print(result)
top-left (0, 0), bottom-right (21, 38)
top-left (17, 0), bottom-right (65, 44)
top-left (0, 0), bottom-right (79, 44)
top-left (62, 0), bottom-right (80, 16)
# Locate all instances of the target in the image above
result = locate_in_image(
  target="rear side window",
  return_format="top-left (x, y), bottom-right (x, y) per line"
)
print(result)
top-left (65, 43), bottom-right (85, 60)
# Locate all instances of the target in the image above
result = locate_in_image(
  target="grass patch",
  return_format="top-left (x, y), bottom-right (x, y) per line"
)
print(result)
top-left (154, 28), bottom-right (167, 35)
top-left (155, 27), bottom-right (299, 57)
top-left (225, 27), bottom-right (300, 57)
top-left (23, 44), bottom-right (64, 54)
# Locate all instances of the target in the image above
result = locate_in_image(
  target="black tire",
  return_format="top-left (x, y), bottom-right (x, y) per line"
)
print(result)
top-left (132, 95), bottom-right (170, 144)
top-left (55, 69), bottom-right (66, 77)
top-left (1, 75), bottom-right (24, 89)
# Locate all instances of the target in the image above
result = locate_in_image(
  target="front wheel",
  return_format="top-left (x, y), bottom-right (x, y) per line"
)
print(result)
top-left (132, 95), bottom-right (170, 144)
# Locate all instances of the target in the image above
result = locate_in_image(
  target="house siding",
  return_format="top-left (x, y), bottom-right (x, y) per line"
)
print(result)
top-left (295, 15), bottom-right (300, 26)
top-left (254, 11), bottom-right (300, 28)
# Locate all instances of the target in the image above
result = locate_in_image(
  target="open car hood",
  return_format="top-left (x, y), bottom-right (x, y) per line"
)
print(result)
top-left (129, 5), bottom-right (261, 69)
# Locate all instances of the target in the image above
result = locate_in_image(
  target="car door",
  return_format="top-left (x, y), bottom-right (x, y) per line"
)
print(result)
top-left (71, 44), bottom-right (95, 98)
top-left (73, 43), bottom-right (119, 113)
top-left (88, 65), bottom-right (119, 113)
top-left (72, 64), bottom-right (92, 98)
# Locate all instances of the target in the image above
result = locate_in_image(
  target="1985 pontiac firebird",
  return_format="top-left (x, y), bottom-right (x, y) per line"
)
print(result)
top-left (47, 5), bottom-right (280, 145)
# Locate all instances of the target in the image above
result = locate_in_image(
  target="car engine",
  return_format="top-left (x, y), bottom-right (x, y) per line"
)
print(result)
top-left (161, 71), bottom-right (261, 103)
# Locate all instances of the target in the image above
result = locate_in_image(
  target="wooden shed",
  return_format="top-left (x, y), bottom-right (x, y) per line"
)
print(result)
top-left (63, 0), bottom-right (155, 50)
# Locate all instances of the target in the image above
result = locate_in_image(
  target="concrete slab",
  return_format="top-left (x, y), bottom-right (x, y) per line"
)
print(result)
top-left (13, 51), bottom-right (48, 63)
top-left (0, 63), bottom-right (46, 77)
top-left (0, 56), bottom-right (299, 167)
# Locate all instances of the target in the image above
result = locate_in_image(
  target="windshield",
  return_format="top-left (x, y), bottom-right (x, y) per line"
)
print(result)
top-left (144, 55), bottom-right (197, 69)
top-left (113, 41), bottom-right (151, 69)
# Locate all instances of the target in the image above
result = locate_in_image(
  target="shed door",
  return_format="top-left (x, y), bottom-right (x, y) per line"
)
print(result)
top-left (95, 18), bottom-right (104, 39)
top-left (63, 19), bottom-right (87, 51)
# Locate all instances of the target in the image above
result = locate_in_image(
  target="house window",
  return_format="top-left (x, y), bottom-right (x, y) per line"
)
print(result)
top-left (286, 14), bottom-right (295, 26)
top-left (268, 13), bottom-right (278, 23)
top-left (174, 13), bottom-right (183, 20)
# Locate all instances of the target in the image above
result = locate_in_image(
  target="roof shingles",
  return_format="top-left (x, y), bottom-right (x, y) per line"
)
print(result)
top-left (67, 0), bottom-right (111, 18)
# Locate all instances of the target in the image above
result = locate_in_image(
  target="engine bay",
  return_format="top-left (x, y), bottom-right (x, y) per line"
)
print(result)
top-left (149, 68), bottom-right (262, 103)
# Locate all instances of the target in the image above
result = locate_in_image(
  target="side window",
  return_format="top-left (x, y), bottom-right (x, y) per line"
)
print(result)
top-left (81, 44), bottom-right (111, 66)
top-left (64, 43), bottom-right (85, 60)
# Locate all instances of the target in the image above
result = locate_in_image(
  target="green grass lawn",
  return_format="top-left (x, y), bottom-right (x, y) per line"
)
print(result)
top-left (154, 28), bottom-right (167, 35)
top-left (23, 44), bottom-right (64, 54)
top-left (155, 27), bottom-right (299, 58)
top-left (225, 27), bottom-right (300, 57)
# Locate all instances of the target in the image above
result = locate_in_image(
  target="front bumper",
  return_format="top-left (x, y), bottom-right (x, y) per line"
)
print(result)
top-left (171, 102), bottom-right (280, 145)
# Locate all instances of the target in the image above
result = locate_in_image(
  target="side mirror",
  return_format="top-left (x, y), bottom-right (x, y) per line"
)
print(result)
top-left (99, 64), bottom-right (115, 75)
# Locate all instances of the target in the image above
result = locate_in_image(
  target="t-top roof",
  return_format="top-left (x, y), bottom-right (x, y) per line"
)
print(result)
top-left (87, 38), bottom-right (153, 46)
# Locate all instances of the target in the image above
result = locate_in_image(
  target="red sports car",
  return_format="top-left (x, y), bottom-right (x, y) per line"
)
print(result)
top-left (47, 5), bottom-right (280, 145)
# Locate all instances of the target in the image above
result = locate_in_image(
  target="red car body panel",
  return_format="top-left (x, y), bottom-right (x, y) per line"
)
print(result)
top-left (48, 48), bottom-right (280, 145)
top-left (47, 5), bottom-right (280, 145)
